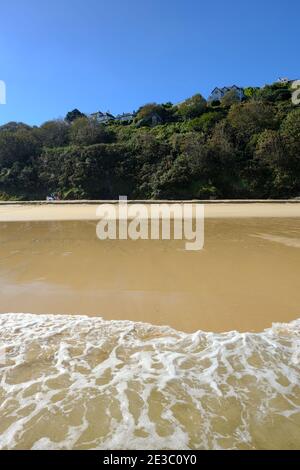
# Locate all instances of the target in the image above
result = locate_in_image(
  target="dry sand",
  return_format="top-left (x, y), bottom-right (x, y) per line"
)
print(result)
top-left (0, 201), bottom-right (300, 222)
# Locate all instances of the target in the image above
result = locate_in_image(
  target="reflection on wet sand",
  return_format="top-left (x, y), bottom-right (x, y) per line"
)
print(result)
top-left (0, 217), bottom-right (300, 332)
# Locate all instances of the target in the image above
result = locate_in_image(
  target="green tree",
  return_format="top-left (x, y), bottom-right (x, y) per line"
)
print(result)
top-left (205, 121), bottom-right (244, 197)
top-left (135, 103), bottom-right (171, 127)
top-left (184, 111), bottom-right (224, 133)
top-left (281, 108), bottom-right (300, 147)
top-left (69, 117), bottom-right (115, 145)
top-left (0, 121), bottom-right (32, 133)
top-left (0, 130), bottom-right (40, 167)
top-left (0, 79), bottom-right (299, 201)
top-left (255, 130), bottom-right (285, 167)
top-left (280, 108), bottom-right (300, 172)
top-left (65, 108), bottom-right (86, 123)
top-left (228, 102), bottom-right (277, 142)
top-left (177, 94), bottom-right (207, 120)
top-left (221, 89), bottom-right (240, 107)
top-left (243, 87), bottom-right (259, 99)
top-left (254, 83), bottom-right (291, 103)
top-left (39, 120), bottom-right (69, 148)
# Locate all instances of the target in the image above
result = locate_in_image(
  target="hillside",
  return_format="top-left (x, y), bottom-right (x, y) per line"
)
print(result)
top-left (0, 81), bottom-right (299, 200)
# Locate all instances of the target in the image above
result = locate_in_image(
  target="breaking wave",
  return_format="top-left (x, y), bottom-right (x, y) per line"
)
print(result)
top-left (0, 313), bottom-right (300, 450)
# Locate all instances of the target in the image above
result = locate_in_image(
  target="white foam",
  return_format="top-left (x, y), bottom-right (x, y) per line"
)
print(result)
top-left (0, 313), bottom-right (300, 450)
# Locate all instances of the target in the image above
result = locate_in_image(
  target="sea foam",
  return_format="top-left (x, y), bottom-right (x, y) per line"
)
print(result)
top-left (0, 313), bottom-right (300, 450)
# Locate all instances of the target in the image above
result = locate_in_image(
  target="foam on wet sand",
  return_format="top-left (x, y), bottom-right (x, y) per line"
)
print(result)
top-left (0, 313), bottom-right (300, 450)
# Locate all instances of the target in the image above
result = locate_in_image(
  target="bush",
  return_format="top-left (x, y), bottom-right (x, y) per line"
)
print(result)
top-left (177, 94), bottom-right (207, 120)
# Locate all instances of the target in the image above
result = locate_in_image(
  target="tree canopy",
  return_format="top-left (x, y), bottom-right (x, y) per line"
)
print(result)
top-left (0, 81), bottom-right (299, 201)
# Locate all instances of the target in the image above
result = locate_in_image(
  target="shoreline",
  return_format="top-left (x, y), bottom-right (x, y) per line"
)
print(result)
top-left (1, 198), bottom-right (300, 204)
top-left (0, 205), bottom-right (300, 334)
top-left (0, 201), bottom-right (300, 222)
top-left (1, 310), bottom-right (299, 338)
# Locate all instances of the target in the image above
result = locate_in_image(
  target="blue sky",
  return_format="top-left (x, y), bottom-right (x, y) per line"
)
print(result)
top-left (0, 0), bottom-right (299, 126)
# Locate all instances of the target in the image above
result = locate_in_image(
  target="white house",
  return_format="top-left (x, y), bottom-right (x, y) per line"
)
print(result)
top-left (277, 77), bottom-right (290, 84)
top-left (208, 85), bottom-right (244, 102)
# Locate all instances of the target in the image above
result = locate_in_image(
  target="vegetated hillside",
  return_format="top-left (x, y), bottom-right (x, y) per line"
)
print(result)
top-left (0, 81), bottom-right (299, 200)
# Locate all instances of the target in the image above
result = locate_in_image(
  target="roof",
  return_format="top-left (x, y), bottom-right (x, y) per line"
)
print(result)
top-left (210, 85), bottom-right (243, 94)
top-left (115, 112), bottom-right (135, 118)
top-left (91, 111), bottom-right (115, 119)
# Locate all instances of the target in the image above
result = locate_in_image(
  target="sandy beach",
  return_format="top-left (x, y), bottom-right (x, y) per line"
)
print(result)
top-left (0, 204), bottom-right (300, 332)
top-left (0, 201), bottom-right (300, 222)
top-left (1, 203), bottom-right (300, 450)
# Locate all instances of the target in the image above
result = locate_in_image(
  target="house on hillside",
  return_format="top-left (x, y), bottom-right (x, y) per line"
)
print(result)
top-left (277, 77), bottom-right (290, 84)
top-left (208, 85), bottom-right (244, 102)
top-left (115, 112), bottom-right (135, 123)
top-left (136, 111), bottom-right (163, 128)
top-left (90, 111), bottom-right (115, 124)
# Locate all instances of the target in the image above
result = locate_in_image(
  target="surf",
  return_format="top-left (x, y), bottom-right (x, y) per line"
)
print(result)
top-left (0, 313), bottom-right (299, 450)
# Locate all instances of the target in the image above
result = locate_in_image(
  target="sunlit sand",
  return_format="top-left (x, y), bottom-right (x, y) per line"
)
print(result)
top-left (0, 202), bottom-right (300, 450)
top-left (0, 203), bottom-right (300, 332)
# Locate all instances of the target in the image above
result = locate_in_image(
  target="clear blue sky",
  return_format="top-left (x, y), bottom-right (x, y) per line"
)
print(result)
top-left (0, 0), bottom-right (299, 126)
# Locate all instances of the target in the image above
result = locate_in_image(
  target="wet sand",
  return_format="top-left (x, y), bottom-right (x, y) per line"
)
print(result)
top-left (1, 313), bottom-right (299, 450)
top-left (1, 203), bottom-right (300, 450)
top-left (0, 204), bottom-right (300, 332)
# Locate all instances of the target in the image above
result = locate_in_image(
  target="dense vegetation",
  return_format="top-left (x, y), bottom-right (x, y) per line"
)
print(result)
top-left (0, 81), bottom-right (299, 200)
